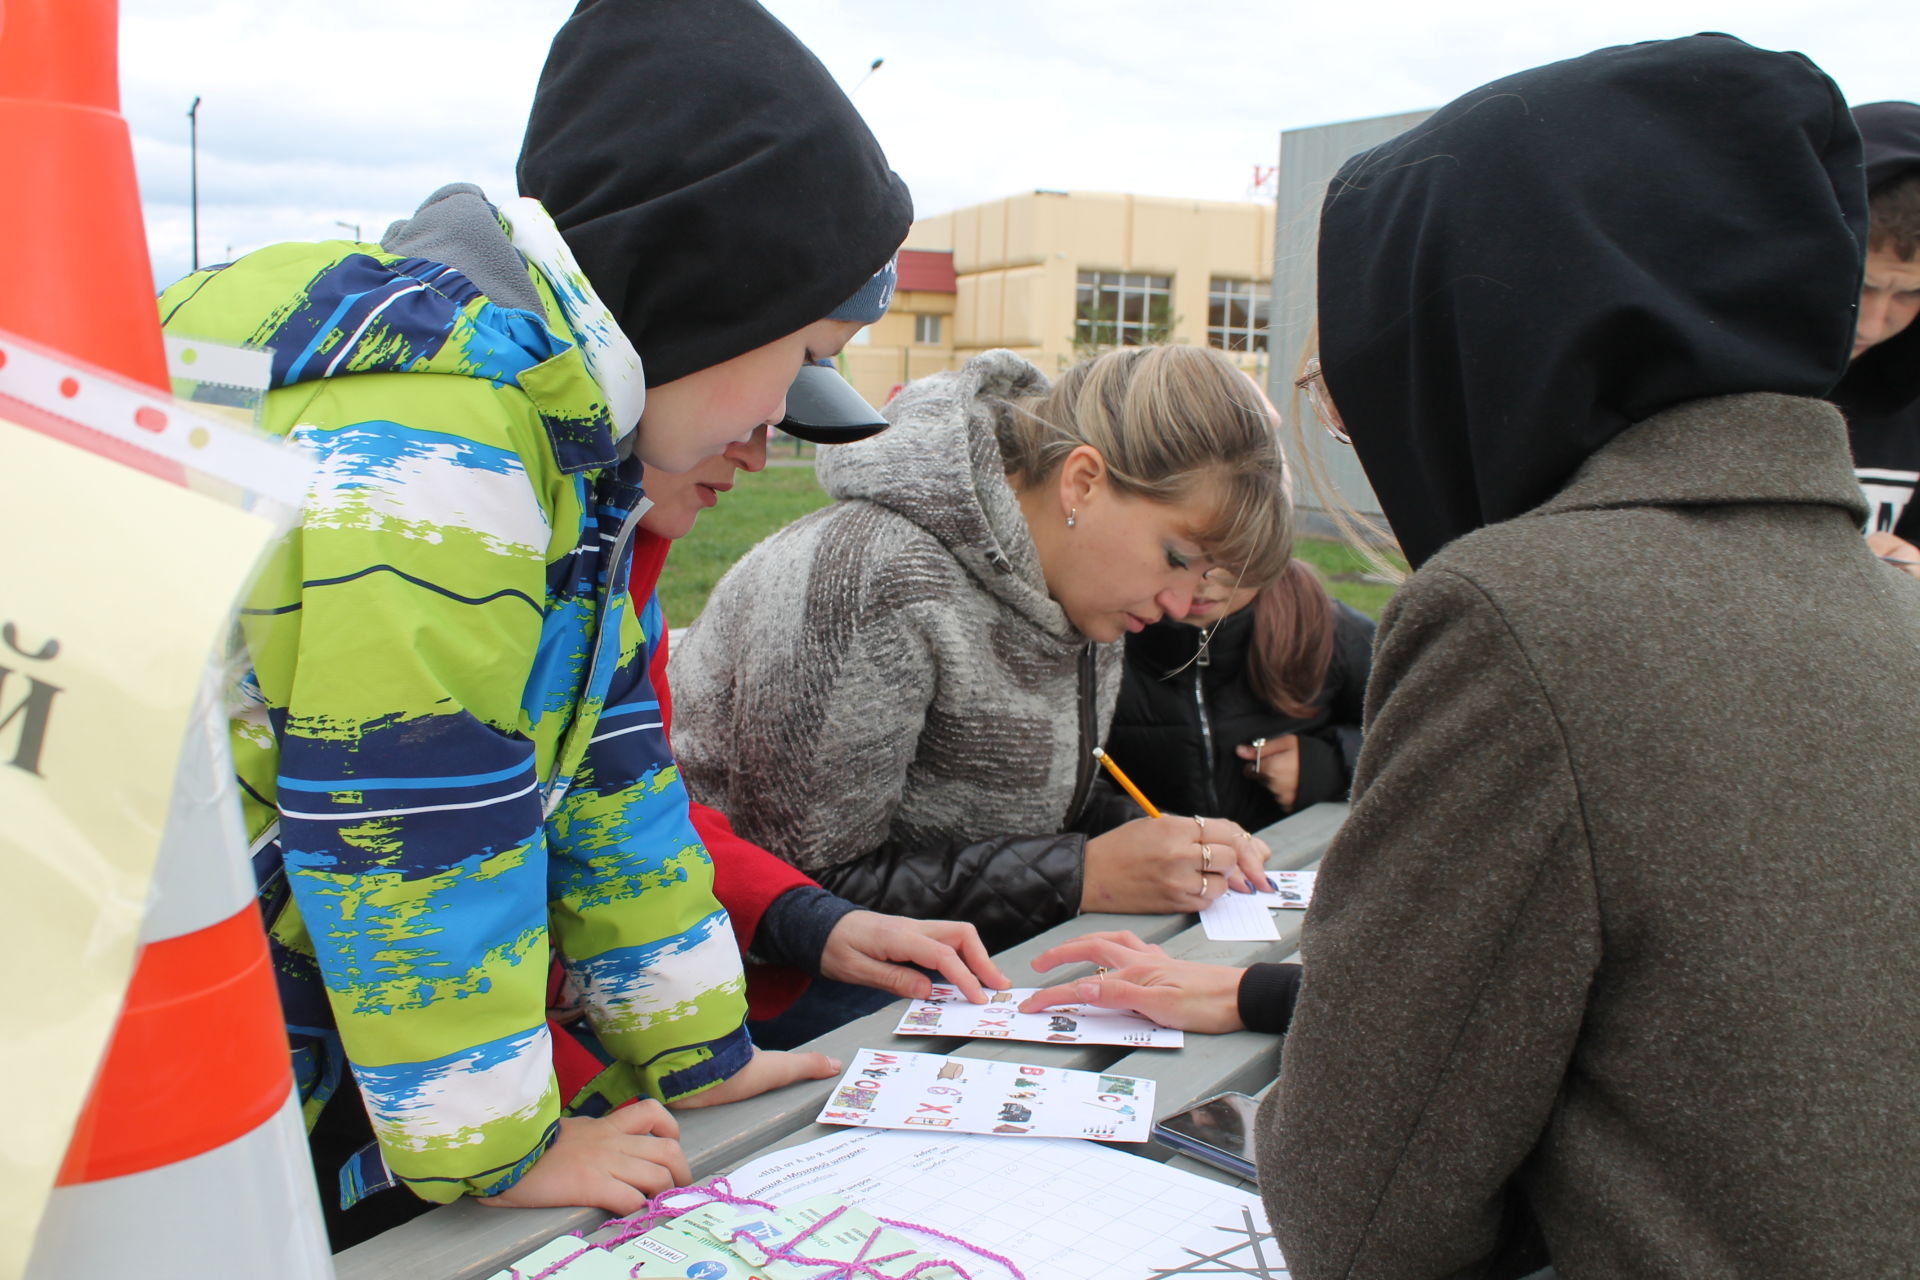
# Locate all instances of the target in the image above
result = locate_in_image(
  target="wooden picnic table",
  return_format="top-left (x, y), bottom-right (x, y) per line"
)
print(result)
top-left (334, 802), bottom-right (1348, 1280)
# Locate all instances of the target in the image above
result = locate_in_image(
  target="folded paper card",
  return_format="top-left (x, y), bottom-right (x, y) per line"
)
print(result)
top-left (1199, 870), bottom-right (1319, 941)
top-left (819, 1050), bottom-right (1155, 1143)
top-left (896, 985), bottom-right (1182, 1048)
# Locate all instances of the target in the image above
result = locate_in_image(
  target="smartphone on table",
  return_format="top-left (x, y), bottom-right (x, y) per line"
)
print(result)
top-left (1151, 1090), bottom-right (1261, 1181)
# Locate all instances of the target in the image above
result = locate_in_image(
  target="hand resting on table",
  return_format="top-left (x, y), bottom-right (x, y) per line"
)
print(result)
top-left (1017, 931), bottom-right (1248, 1034)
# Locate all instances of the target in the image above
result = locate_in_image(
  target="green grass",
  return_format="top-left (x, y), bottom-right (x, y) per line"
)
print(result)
top-left (1291, 537), bottom-right (1407, 620)
top-left (657, 463), bottom-right (1403, 625)
top-left (657, 464), bottom-right (833, 626)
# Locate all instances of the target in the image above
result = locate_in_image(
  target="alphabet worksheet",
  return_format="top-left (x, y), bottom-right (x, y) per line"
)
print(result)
top-left (818, 1049), bottom-right (1156, 1142)
top-left (895, 985), bottom-right (1184, 1048)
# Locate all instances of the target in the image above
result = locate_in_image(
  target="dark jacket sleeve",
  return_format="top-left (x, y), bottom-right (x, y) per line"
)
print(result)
top-left (812, 833), bottom-right (1086, 955)
top-left (750, 885), bottom-right (863, 970)
top-left (1290, 735), bottom-right (1347, 812)
top-left (1237, 962), bottom-right (1303, 1035)
top-left (1074, 775), bottom-right (1151, 837)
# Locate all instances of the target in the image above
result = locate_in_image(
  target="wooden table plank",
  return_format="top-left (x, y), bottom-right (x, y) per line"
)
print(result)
top-left (335, 803), bottom-right (1345, 1279)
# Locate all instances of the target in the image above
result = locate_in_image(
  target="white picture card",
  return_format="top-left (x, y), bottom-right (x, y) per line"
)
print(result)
top-left (1200, 869), bottom-right (1318, 941)
top-left (818, 1049), bottom-right (1156, 1143)
top-left (896, 985), bottom-right (1183, 1048)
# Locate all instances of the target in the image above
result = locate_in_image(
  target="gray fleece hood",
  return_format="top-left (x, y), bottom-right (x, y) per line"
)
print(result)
top-left (815, 350), bottom-right (1079, 641)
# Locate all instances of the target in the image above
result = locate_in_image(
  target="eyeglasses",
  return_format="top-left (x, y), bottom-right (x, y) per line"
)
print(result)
top-left (1294, 357), bottom-right (1348, 446)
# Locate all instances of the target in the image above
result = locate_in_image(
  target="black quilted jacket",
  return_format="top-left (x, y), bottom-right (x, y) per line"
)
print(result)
top-left (1103, 602), bottom-right (1374, 832)
top-left (811, 644), bottom-right (1101, 954)
top-left (813, 829), bottom-right (1088, 956)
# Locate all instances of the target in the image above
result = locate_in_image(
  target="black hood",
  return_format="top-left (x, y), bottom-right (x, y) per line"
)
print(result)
top-left (517, 0), bottom-right (912, 387)
top-left (1317, 34), bottom-right (1866, 569)
top-left (1833, 101), bottom-right (1920, 422)
top-left (1857, 100), bottom-right (1920, 193)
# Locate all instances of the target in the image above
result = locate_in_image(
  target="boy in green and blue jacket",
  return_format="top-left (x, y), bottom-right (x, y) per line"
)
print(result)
top-left (158, 0), bottom-right (910, 1236)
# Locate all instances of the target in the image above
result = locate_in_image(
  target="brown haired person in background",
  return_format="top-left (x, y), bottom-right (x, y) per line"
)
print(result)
top-left (1009, 559), bottom-right (1373, 1043)
top-left (1834, 100), bottom-right (1920, 576)
top-left (1098, 559), bottom-right (1374, 832)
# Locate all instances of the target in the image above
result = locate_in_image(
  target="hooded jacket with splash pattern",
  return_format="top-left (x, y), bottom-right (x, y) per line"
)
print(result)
top-left (157, 216), bottom-right (750, 1204)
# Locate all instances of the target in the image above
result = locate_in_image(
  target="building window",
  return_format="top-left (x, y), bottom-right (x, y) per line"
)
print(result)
top-left (914, 313), bottom-right (943, 345)
top-left (1076, 271), bottom-right (1173, 349)
top-left (1207, 278), bottom-right (1268, 353)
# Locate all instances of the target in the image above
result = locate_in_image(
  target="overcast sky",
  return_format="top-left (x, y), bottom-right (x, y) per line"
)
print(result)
top-left (123, 0), bottom-right (1907, 288)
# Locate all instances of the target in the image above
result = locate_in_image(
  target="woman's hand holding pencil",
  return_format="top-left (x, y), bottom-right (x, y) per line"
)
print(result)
top-left (1081, 746), bottom-right (1273, 913)
top-left (1094, 746), bottom-right (1164, 818)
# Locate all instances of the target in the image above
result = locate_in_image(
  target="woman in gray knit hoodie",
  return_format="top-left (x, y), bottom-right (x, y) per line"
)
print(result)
top-left (670, 345), bottom-right (1293, 1031)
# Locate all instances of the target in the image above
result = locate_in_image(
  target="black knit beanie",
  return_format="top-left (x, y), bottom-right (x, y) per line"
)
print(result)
top-left (517, 0), bottom-right (913, 386)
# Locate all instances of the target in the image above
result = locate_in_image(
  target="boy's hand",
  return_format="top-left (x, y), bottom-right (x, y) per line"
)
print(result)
top-left (820, 911), bottom-right (1012, 1003)
top-left (476, 1102), bottom-right (689, 1214)
top-left (671, 1048), bottom-right (842, 1110)
top-left (1868, 530), bottom-right (1920, 577)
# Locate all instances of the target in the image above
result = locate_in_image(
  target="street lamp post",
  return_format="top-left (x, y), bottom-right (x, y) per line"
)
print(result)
top-left (334, 220), bottom-right (362, 242)
top-left (187, 96), bottom-right (202, 270)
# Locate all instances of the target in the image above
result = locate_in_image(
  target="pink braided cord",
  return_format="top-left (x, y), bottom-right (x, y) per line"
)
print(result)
top-left (510, 1178), bottom-right (1026, 1280)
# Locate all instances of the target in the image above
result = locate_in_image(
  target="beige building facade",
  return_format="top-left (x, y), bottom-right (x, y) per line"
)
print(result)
top-left (840, 190), bottom-right (1275, 407)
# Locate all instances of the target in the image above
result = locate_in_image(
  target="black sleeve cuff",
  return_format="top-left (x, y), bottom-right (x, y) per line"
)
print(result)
top-left (1293, 734), bottom-right (1346, 809)
top-left (751, 885), bottom-right (863, 973)
top-left (1237, 962), bottom-right (1303, 1036)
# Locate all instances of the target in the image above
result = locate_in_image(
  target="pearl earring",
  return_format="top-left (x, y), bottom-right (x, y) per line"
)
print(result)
top-left (1066, 508), bottom-right (1078, 528)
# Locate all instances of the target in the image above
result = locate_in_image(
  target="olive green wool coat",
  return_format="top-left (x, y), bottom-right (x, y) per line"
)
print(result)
top-left (1260, 393), bottom-right (1920, 1279)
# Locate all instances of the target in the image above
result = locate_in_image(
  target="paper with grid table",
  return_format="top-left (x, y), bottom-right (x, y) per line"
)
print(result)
top-left (729, 1127), bottom-right (1286, 1279)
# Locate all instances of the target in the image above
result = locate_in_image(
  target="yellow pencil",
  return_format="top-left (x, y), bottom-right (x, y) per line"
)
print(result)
top-left (1092, 747), bottom-right (1162, 819)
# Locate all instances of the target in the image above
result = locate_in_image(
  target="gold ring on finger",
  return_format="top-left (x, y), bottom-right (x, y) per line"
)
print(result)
top-left (1195, 815), bottom-right (1206, 840)
top-left (1200, 843), bottom-right (1213, 872)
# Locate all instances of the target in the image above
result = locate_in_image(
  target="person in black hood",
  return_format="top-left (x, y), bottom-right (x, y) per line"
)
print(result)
top-left (1256, 34), bottom-right (1920, 1279)
top-left (1832, 100), bottom-right (1920, 573)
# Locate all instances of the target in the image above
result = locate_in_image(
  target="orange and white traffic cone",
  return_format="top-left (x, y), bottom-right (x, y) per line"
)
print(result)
top-left (0, 0), bottom-right (179, 482)
top-left (1, 1), bottom-right (334, 1274)
top-left (25, 678), bottom-right (334, 1278)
